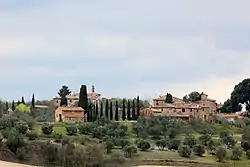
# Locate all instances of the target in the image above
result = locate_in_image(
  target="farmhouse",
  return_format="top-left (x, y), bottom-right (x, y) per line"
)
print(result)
top-left (55, 106), bottom-right (85, 123)
top-left (141, 92), bottom-right (219, 121)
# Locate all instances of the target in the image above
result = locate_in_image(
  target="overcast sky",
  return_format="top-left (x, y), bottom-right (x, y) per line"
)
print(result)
top-left (0, 0), bottom-right (250, 103)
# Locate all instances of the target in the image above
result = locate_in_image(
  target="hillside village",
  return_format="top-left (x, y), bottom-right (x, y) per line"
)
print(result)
top-left (0, 78), bottom-right (249, 167)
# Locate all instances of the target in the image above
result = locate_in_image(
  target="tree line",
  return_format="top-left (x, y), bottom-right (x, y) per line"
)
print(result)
top-left (77, 85), bottom-right (141, 122)
top-left (57, 84), bottom-right (144, 122)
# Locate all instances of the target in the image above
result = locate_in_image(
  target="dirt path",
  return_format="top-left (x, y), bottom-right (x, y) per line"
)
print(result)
top-left (0, 161), bottom-right (38, 167)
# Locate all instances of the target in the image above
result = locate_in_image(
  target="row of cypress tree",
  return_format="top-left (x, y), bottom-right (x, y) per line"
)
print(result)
top-left (78, 85), bottom-right (141, 122)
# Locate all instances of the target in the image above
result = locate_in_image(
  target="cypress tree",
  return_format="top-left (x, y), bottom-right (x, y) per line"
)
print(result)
top-left (132, 99), bottom-right (136, 120)
top-left (12, 100), bottom-right (15, 111)
top-left (95, 102), bottom-right (99, 119)
top-left (88, 103), bottom-right (93, 122)
top-left (5, 102), bottom-right (8, 110)
top-left (21, 96), bottom-right (25, 104)
top-left (100, 102), bottom-right (103, 117)
top-left (78, 85), bottom-right (88, 121)
top-left (115, 100), bottom-right (119, 121)
top-left (127, 100), bottom-right (131, 120)
top-left (17, 100), bottom-right (20, 105)
top-left (5, 102), bottom-right (8, 114)
top-left (122, 99), bottom-right (126, 121)
top-left (92, 103), bottom-right (96, 121)
top-left (31, 93), bottom-right (35, 110)
top-left (110, 101), bottom-right (113, 120)
top-left (165, 93), bottom-right (173, 103)
top-left (105, 99), bottom-right (109, 119)
top-left (136, 96), bottom-right (140, 119)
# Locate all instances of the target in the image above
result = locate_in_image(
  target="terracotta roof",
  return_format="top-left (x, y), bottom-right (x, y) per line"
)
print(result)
top-left (216, 113), bottom-right (244, 119)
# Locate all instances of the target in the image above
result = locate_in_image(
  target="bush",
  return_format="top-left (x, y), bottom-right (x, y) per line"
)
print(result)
top-left (246, 150), bottom-right (250, 159)
top-left (41, 123), bottom-right (54, 135)
top-left (1, 129), bottom-right (11, 139)
top-left (215, 146), bottom-right (227, 162)
top-left (123, 146), bottom-right (137, 158)
top-left (241, 140), bottom-right (250, 151)
top-left (231, 147), bottom-right (242, 160)
top-left (16, 147), bottom-right (27, 161)
top-left (178, 145), bottom-right (192, 157)
top-left (183, 134), bottom-right (197, 148)
top-left (6, 130), bottom-right (26, 154)
top-left (155, 139), bottom-right (168, 150)
top-left (66, 125), bottom-right (77, 136)
top-left (198, 134), bottom-right (212, 146)
top-left (207, 139), bottom-right (216, 154)
top-left (16, 123), bottom-right (28, 134)
top-left (106, 139), bottom-right (114, 154)
top-left (168, 139), bottom-right (181, 150)
top-left (193, 144), bottom-right (205, 156)
top-left (78, 123), bottom-right (94, 135)
top-left (26, 131), bottom-right (38, 140)
top-left (137, 140), bottom-right (151, 151)
top-left (53, 133), bottom-right (63, 143)
top-left (42, 141), bottom-right (60, 166)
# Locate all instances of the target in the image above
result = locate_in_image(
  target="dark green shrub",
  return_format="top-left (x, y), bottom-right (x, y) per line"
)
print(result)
top-left (168, 139), bottom-right (181, 150)
top-left (16, 147), bottom-right (27, 161)
top-left (41, 123), bottom-right (54, 135)
top-left (66, 125), bottom-right (77, 136)
top-left (241, 140), bottom-right (250, 151)
top-left (231, 147), bottom-right (242, 160)
top-left (207, 139), bottom-right (216, 155)
top-left (6, 130), bottom-right (26, 154)
top-left (106, 139), bottom-right (114, 154)
top-left (16, 123), bottom-right (28, 134)
top-left (42, 141), bottom-right (60, 166)
top-left (178, 145), bottom-right (192, 157)
top-left (246, 150), bottom-right (250, 159)
top-left (215, 146), bottom-right (227, 162)
top-left (78, 123), bottom-right (95, 135)
top-left (123, 146), bottom-right (137, 158)
top-left (137, 140), bottom-right (151, 151)
top-left (1, 129), bottom-right (11, 139)
top-left (193, 144), bottom-right (205, 156)
top-left (198, 133), bottom-right (212, 146)
top-left (155, 139), bottom-right (168, 150)
top-left (183, 134), bottom-right (197, 148)
top-left (26, 131), bottom-right (38, 140)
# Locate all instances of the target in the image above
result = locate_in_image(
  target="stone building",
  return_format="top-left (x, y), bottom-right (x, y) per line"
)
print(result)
top-left (141, 92), bottom-right (219, 121)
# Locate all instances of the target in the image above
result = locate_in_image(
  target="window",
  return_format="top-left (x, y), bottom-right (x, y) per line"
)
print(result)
top-left (161, 108), bottom-right (163, 111)
top-left (69, 99), bottom-right (72, 102)
top-left (182, 108), bottom-right (185, 112)
top-left (156, 101), bottom-right (159, 105)
top-left (56, 100), bottom-right (59, 103)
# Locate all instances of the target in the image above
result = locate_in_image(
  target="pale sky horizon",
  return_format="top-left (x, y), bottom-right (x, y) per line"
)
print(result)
top-left (0, 0), bottom-right (250, 103)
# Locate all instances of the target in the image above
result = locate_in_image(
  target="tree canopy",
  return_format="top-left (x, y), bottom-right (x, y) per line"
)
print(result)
top-left (58, 85), bottom-right (71, 98)
top-left (16, 103), bottom-right (31, 113)
top-left (231, 78), bottom-right (250, 111)
top-left (183, 91), bottom-right (201, 102)
top-left (165, 93), bottom-right (173, 103)
top-left (220, 99), bottom-right (242, 113)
